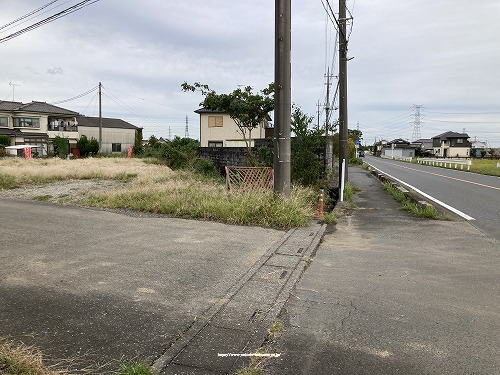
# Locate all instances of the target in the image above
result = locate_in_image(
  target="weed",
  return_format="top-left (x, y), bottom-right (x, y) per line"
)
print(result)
top-left (33, 195), bottom-right (53, 202)
top-left (322, 212), bottom-right (337, 224)
top-left (383, 183), bottom-right (440, 219)
top-left (115, 362), bottom-right (155, 375)
top-left (343, 182), bottom-right (360, 202)
top-left (0, 174), bottom-right (19, 189)
top-left (0, 339), bottom-right (70, 375)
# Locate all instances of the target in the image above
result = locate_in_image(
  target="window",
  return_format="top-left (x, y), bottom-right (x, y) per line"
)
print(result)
top-left (0, 117), bottom-right (7, 127)
top-left (208, 141), bottom-right (223, 147)
top-left (13, 117), bottom-right (40, 128)
top-left (208, 116), bottom-right (223, 128)
top-left (112, 143), bottom-right (122, 152)
top-left (457, 138), bottom-right (464, 144)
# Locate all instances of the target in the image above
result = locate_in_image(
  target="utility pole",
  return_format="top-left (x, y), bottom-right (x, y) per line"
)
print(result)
top-left (185, 115), bottom-right (189, 138)
top-left (411, 104), bottom-right (423, 141)
top-left (325, 68), bottom-right (334, 177)
top-left (338, 0), bottom-right (349, 184)
top-left (274, 0), bottom-right (291, 198)
top-left (99, 82), bottom-right (102, 151)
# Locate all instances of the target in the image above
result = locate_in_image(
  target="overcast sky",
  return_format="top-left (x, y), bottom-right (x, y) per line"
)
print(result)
top-left (1, 0), bottom-right (499, 147)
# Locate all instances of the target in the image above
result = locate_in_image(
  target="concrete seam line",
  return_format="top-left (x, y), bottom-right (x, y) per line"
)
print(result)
top-left (151, 227), bottom-right (296, 372)
top-left (365, 162), bottom-right (475, 221)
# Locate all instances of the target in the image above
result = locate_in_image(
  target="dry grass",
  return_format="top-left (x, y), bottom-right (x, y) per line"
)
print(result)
top-left (0, 158), bottom-right (316, 229)
top-left (0, 340), bottom-right (71, 375)
top-left (0, 158), bottom-right (172, 187)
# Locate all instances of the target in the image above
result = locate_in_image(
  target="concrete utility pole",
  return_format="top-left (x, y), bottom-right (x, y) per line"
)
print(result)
top-left (338, 0), bottom-right (349, 183)
top-left (274, 0), bottom-right (291, 198)
top-left (185, 115), bottom-right (189, 138)
top-left (325, 68), bottom-right (334, 176)
top-left (99, 82), bottom-right (102, 150)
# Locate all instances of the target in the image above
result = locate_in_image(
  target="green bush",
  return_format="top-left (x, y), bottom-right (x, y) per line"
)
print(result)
top-left (0, 135), bottom-right (11, 147)
top-left (52, 136), bottom-right (69, 158)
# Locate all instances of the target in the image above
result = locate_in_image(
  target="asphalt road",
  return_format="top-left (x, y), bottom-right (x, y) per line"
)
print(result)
top-left (363, 156), bottom-right (500, 241)
top-left (0, 199), bottom-right (283, 372)
top-left (266, 167), bottom-right (500, 375)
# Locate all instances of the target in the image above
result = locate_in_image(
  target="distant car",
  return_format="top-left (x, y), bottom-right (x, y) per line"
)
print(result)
top-left (359, 151), bottom-right (365, 157)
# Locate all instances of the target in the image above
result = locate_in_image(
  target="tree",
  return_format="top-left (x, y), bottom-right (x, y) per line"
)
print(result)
top-left (181, 82), bottom-right (274, 162)
top-left (290, 105), bottom-right (325, 186)
top-left (148, 135), bottom-right (160, 149)
top-left (133, 128), bottom-right (144, 155)
top-left (0, 135), bottom-right (11, 147)
top-left (53, 136), bottom-right (69, 158)
top-left (77, 135), bottom-right (99, 157)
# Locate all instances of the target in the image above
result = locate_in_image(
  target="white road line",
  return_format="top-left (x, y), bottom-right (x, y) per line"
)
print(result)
top-left (366, 162), bottom-right (476, 221)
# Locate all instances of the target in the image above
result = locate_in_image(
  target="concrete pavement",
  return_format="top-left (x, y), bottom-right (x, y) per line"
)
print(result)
top-left (2, 165), bottom-right (499, 374)
top-left (265, 166), bottom-right (500, 374)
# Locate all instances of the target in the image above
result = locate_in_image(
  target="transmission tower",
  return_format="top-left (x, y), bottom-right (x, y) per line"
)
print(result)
top-left (411, 105), bottom-right (424, 141)
top-left (184, 115), bottom-right (189, 138)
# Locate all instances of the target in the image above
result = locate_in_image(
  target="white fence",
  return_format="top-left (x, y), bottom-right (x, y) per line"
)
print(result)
top-left (417, 158), bottom-right (471, 171)
top-left (381, 155), bottom-right (413, 162)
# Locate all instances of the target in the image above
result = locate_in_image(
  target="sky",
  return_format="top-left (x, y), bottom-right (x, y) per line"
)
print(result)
top-left (1, 0), bottom-right (499, 147)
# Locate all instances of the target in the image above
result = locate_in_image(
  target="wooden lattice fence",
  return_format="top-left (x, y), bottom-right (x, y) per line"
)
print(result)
top-left (225, 166), bottom-right (274, 191)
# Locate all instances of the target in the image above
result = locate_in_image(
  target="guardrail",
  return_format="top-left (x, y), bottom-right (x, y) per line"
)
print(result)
top-left (417, 158), bottom-right (471, 171)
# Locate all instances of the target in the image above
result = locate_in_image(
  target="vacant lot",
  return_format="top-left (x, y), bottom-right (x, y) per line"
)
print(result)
top-left (0, 158), bottom-right (315, 229)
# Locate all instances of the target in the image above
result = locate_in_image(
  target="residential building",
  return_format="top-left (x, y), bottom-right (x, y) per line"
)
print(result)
top-left (382, 138), bottom-right (417, 158)
top-left (432, 131), bottom-right (471, 158)
top-left (76, 116), bottom-right (138, 154)
top-left (0, 100), bottom-right (138, 156)
top-left (0, 101), bottom-right (79, 156)
top-left (411, 138), bottom-right (434, 155)
top-left (195, 108), bottom-right (273, 147)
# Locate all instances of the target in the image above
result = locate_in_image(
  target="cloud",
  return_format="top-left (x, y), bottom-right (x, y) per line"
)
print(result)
top-left (47, 67), bottom-right (63, 75)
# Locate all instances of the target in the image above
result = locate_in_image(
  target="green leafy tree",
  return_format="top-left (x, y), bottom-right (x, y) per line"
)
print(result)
top-left (53, 136), bottom-right (69, 158)
top-left (88, 137), bottom-right (100, 156)
top-left (290, 105), bottom-right (325, 186)
top-left (77, 135), bottom-right (90, 157)
top-left (133, 128), bottom-right (144, 155)
top-left (0, 135), bottom-right (11, 146)
top-left (148, 135), bottom-right (160, 149)
top-left (182, 82), bottom-right (274, 164)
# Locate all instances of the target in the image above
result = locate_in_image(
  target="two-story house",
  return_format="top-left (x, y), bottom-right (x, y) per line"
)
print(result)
top-left (195, 108), bottom-right (273, 147)
top-left (0, 100), bottom-right (138, 155)
top-left (432, 131), bottom-right (471, 158)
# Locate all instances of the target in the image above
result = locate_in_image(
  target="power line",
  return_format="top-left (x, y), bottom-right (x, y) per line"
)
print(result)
top-left (0, 0), bottom-right (101, 44)
top-left (51, 85), bottom-right (99, 104)
top-left (0, 0), bottom-right (60, 31)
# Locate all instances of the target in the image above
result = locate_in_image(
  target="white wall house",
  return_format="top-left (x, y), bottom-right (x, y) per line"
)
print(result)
top-left (195, 108), bottom-right (273, 147)
top-left (76, 116), bottom-right (138, 154)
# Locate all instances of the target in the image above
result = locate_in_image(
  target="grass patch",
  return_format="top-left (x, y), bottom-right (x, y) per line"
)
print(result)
top-left (383, 182), bottom-right (440, 219)
top-left (115, 362), bottom-right (155, 375)
top-left (471, 159), bottom-right (500, 176)
top-left (0, 174), bottom-right (19, 189)
top-left (0, 339), bottom-right (70, 375)
top-left (86, 184), bottom-right (315, 229)
top-left (33, 195), bottom-right (53, 202)
top-left (322, 212), bottom-right (337, 224)
top-left (0, 158), bottom-right (317, 229)
top-left (343, 182), bottom-right (360, 202)
top-left (0, 339), bottom-right (158, 375)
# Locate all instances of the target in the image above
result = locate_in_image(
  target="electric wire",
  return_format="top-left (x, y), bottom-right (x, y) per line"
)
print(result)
top-left (51, 85), bottom-right (99, 104)
top-left (0, 0), bottom-right (60, 31)
top-left (0, 0), bottom-right (101, 44)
